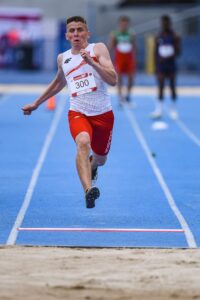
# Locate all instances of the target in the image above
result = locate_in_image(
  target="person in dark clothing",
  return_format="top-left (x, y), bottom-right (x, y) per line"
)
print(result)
top-left (151, 15), bottom-right (181, 120)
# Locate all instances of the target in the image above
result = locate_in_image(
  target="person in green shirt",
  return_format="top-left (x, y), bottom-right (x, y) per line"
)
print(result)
top-left (108, 16), bottom-right (137, 106)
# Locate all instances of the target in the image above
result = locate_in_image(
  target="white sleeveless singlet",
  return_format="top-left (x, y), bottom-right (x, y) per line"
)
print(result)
top-left (62, 43), bottom-right (112, 116)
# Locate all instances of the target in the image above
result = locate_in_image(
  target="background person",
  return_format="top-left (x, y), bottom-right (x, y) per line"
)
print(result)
top-left (108, 16), bottom-right (137, 106)
top-left (151, 15), bottom-right (181, 120)
top-left (22, 16), bottom-right (117, 209)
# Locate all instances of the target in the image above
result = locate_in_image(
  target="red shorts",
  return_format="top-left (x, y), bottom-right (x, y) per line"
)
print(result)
top-left (68, 110), bottom-right (114, 156)
top-left (115, 51), bottom-right (136, 74)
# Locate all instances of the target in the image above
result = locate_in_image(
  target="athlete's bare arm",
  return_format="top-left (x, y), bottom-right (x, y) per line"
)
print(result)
top-left (80, 43), bottom-right (117, 86)
top-left (22, 54), bottom-right (66, 115)
top-left (131, 33), bottom-right (137, 55)
top-left (175, 34), bottom-right (181, 57)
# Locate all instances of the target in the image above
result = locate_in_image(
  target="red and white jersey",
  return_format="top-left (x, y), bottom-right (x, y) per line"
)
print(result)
top-left (62, 43), bottom-right (112, 116)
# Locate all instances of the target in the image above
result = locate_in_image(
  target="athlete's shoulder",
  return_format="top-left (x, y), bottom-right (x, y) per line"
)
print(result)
top-left (61, 48), bottom-right (71, 56)
top-left (110, 30), bottom-right (120, 39)
top-left (172, 30), bottom-right (180, 39)
top-left (111, 30), bottom-right (118, 36)
top-left (94, 42), bottom-right (108, 53)
top-left (156, 31), bottom-right (163, 38)
top-left (57, 53), bottom-right (63, 66)
top-left (93, 43), bottom-right (109, 58)
top-left (127, 28), bottom-right (135, 35)
top-left (94, 42), bottom-right (107, 49)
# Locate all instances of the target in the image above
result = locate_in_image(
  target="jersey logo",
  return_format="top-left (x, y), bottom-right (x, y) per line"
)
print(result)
top-left (64, 58), bottom-right (72, 64)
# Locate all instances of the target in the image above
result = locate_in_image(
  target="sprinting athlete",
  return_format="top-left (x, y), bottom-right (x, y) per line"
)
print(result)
top-left (22, 16), bottom-right (117, 209)
top-left (151, 15), bottom-right (181, 119)
top-left (108, 16), bottom-right (136, 105)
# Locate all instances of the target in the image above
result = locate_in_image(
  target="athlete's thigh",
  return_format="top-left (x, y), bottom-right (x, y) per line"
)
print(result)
top-left (90, 111), bottom-right (114, 155)
top-left (68, 110), bottom-right (92, 141)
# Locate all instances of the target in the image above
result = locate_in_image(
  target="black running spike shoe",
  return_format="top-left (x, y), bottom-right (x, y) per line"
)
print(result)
top-left (85, 186), bottom-right (100, 208)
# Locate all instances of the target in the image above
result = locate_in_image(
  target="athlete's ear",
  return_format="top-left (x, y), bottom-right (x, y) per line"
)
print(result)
top-left (88, 31), bottom-right (91, 39)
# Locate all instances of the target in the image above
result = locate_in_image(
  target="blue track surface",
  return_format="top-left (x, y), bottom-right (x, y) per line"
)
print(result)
top-left (0, 84), bottom-right (200, 248)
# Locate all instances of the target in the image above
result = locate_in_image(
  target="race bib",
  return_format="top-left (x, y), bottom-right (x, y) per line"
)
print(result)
top-left (69, 72), bottom-right (97, 97)
top-left (158, 45), bottom-right (175, 58)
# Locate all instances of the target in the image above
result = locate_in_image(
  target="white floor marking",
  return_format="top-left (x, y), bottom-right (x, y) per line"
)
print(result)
top-left (18, 227), bottom-right (184, 233)
top-left (151, 121), bottom-right (169, 131)
top-left (123, 104), bottom-right (197, 248)
top-left (176, 119), bottom-right (200, 148)
top-left (150, 96), bottom-right (200, 148)
top-left (6, 96), bottom-right (66, 245)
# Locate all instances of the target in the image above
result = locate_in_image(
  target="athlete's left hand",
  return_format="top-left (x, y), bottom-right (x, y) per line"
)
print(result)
top-left (80, 49), bottom-right (94, 66)
top-left (22, 103), bottom-right (38, 115)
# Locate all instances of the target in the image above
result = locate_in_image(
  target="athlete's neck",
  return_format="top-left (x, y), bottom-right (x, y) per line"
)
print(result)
top-left (71, 42), bottom-right (89, 55)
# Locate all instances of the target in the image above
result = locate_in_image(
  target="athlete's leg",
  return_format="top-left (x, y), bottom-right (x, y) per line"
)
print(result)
top-left (157, 73), bottom-right (165, 100)
top-left (68, 111), bottom-right (100, 208)
top-left (126, 72), bottom-right (134, 102)
top-left (75, 131), bottom-right (92, 192)
top-left (117, 73), bottom-right (124, 103)
top-left (91, 152), bottom-right (107, 168)
top-left (151, 73), bottom-right (165, 119)
top-left (169, 73), bottom-right (177, 100)
top-left (68, 111), bottom-right (93, 192)
top-left (89, 153), bottom-right (107, 184)
top-left (75, 133), bottom-right (100, 209)
top-left (169, 73), bottom-right (178, 119)
top-left (89, 111), bottom-right (114, 182)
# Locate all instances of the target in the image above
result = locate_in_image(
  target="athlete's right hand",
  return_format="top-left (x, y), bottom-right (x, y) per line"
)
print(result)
top-left (22, 103), bottom-right (38, 115)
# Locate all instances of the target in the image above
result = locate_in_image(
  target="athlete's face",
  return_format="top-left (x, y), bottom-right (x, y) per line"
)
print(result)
top-left (119, 20), bottom-right (129, 32)
top-left (66, 22), bottom-right (90, 48)
top-left (161, 19), bottom-right (171, 31)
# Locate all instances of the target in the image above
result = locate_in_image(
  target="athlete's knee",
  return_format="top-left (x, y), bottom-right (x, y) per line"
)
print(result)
top-left (93, 153), bottom-right (107, 166)
top-left (76, 132), bottom-right (91, 152)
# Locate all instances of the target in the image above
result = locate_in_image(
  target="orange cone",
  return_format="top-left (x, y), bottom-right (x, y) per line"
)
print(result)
top-left (46, 96), bottom-right (56, 111)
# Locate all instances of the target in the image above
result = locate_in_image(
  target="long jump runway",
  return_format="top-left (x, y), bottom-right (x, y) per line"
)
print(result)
top-left (0, 86), bottom-right (200, 248)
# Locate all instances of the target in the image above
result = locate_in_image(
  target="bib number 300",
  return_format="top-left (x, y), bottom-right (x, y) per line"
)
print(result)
top-left (70, 72), bottom-right (97, 97)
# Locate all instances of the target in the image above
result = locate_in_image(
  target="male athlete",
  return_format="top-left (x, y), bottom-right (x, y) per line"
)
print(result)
top-left (22, 16), bottom-right (117, 209)
top-left (151, 15), bottom-right (181, 119)
top-left (108, 16), bottom-right (136, 105)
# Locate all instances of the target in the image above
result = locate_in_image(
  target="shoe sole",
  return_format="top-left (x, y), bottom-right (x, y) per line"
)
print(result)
top-left (85, 187), bottom-right (100, 209)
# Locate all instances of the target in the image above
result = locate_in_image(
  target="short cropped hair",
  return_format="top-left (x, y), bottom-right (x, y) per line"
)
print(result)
top-left (66, 16), bottom-right (87, 25)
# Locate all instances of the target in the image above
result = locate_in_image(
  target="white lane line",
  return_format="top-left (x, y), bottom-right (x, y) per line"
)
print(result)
top-left (17, 227), bottom-right (184, 233)
top-left (6, 96), bottom-right (66, 245)
top-left (176, 119), bottom-right (200, 148)
top-left (149, 95), bottom-right (200, 149)
top-left (123, 104), bottom-right (197, 248)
